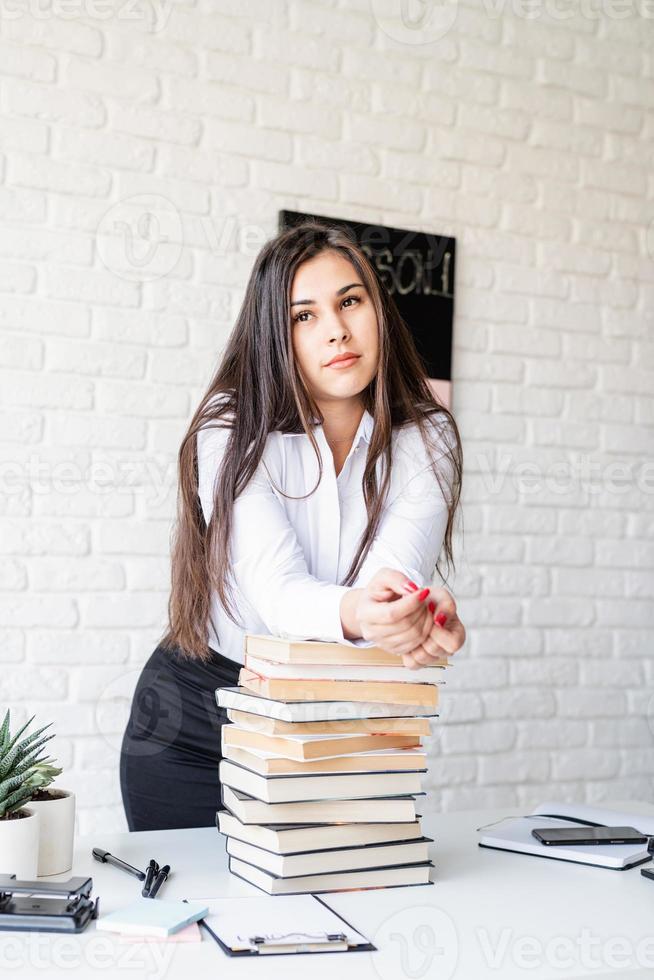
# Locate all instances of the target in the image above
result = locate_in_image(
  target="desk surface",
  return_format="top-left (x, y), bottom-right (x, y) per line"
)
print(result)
top-left (4, 801), bottom-right (654, 980)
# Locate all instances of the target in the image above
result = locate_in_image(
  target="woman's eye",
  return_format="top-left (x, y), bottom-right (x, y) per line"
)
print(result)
top-left (292, 295), bottom-right (361, 325)
top-left (342, 295), bottom-right (360, 308)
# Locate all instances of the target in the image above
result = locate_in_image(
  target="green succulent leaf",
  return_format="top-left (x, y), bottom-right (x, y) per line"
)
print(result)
top-left (0, 731), bottom-right (55, 780)
top-left (1, 714), bottom-right (47, 760)
top-left (0, 771), bottom-right (32, 800)
top-left (0, 710), bottom-right (11, 753)
top-left (8, 721), bottom-right (53, 753)
top-left (0, 710), bottom-right (61, 820)
top-left (0, 789), bottom-right (36, 818)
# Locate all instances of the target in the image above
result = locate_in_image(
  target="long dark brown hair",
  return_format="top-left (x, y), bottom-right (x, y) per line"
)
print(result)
top-left (160, 220), bottom-right (463, 661)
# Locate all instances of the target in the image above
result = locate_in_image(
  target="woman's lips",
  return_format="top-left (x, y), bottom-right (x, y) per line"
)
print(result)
top-left (326, 356), bottom-right (360, 369)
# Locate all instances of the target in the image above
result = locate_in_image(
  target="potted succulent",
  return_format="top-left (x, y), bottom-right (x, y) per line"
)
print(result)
top-left (0, 710), bottom-right (74, 878)
top-left (0, 709), bottom-right (50, 878)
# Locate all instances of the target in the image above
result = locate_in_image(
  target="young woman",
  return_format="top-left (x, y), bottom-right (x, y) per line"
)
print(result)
top-left (119, 221), bottom-right (466, 831)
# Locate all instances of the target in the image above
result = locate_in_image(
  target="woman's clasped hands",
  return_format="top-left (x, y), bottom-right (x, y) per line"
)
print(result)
top-left (356, 567), bottom-right (466, 670)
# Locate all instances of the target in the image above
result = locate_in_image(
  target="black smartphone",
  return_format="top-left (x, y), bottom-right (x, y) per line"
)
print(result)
top-left (532, 826), bottom-right (647, 846)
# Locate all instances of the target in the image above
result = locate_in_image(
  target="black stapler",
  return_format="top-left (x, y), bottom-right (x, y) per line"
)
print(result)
top-left (0, 875), bottom-right (99, 933)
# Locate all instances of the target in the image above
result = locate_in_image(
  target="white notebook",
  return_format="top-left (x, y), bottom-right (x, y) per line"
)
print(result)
top-left (478, 801), bottom-right (654, 870)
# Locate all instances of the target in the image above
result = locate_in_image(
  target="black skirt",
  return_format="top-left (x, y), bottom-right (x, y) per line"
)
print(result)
top-left (119, 641), bottom-right (241, 831)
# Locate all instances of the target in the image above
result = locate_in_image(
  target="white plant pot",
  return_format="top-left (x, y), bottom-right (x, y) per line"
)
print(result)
top-left (27, 789), bottom-right (76, 877)
top-left (0, 806), bottom-right (40, 879)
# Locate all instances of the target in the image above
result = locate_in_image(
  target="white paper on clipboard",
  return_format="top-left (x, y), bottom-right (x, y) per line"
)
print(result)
top-left (190, 894), bottom-right (370, 953)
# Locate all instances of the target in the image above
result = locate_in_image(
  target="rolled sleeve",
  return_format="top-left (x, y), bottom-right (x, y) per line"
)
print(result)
top-left (333, 456), bottom-right (452, 650)
top-left (351, 435), bottom-right (453, 593)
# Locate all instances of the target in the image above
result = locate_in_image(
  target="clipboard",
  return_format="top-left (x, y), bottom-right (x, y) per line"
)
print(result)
top-left (185, 894), bottom-right (376, 956)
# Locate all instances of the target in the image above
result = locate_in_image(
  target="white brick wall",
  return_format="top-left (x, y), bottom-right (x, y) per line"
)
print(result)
top-left (0, 0), bottom-right (652, 835)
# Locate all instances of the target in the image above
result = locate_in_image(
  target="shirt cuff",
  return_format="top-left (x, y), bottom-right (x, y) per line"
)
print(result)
top-left (275, 583), bottom-right (377, 648)
top-left (274, 582), bottom-right (350, 644)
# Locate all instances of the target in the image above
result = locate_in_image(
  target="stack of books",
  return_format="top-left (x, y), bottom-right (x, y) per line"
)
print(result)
top-left (214, 633), bottom-right (449, 895)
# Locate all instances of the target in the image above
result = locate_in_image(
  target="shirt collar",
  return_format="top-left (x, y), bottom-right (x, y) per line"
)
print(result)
top-left (281, 408), bottom-right (374, 446)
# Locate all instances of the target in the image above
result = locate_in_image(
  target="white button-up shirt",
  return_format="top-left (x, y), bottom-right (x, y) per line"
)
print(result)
top-left (197, 398), bottom-right (454, 666)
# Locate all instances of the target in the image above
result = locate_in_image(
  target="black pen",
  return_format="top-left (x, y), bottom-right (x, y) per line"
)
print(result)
top-left (146, 864), bottom-right (170, 899)
top-left (142, 859), bottom-right (159, 897)
top-left (92, 847), bottom-right (146, 882)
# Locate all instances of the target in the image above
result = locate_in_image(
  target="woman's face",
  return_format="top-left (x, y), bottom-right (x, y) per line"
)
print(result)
top-left (290, 250), bottom-right (379, 407)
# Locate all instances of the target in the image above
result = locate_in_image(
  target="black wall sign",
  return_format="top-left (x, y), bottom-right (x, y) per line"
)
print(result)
top-left (279, 210), bottom-right (456, 408)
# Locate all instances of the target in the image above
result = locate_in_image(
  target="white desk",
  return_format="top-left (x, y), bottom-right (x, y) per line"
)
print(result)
top-left (3, 802), bottom-right (653, 980)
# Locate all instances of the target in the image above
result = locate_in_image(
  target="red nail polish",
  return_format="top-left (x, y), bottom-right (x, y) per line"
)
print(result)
top-left (428, 601), bottom-right (436, 614)
top-left (405, 581), bottom-right (418, 592)
top-left (417, 588), bottom-right (430, 602)
top-left (435, 612), bottom-right (447, 626)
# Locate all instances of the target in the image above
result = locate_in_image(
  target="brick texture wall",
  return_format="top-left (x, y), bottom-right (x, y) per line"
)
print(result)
top-left (0, 0), bottom-right (652, 834)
